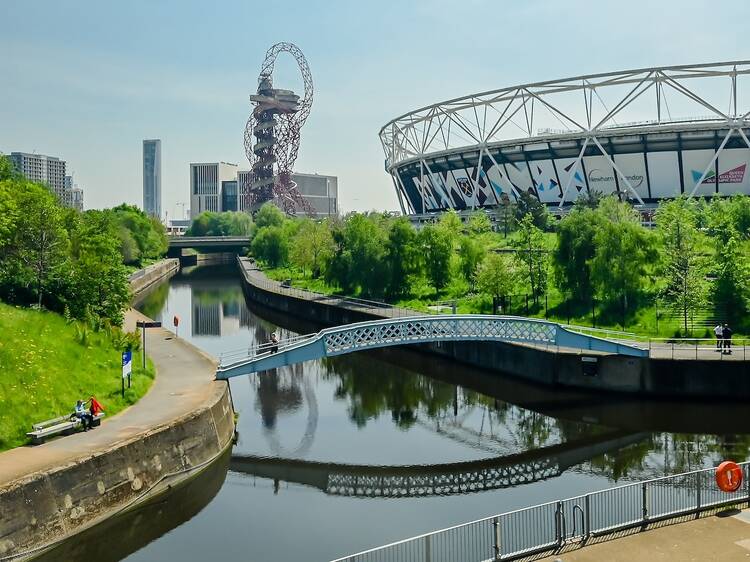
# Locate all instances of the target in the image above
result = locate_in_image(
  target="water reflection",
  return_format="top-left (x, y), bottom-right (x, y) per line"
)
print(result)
top-left (121, 266), bottom-right (750, 562)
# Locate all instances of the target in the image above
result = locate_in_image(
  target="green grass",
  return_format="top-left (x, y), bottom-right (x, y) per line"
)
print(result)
top-left (0, 302), bottom-right (155, 450)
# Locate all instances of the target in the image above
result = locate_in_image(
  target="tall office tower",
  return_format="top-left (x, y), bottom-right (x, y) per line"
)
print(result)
top-left (9, 152), bottom-right (67, 204)
top-left (189, 162), bottom-right (238, 218)
top-left (143, 139), bottom-right (162, 219)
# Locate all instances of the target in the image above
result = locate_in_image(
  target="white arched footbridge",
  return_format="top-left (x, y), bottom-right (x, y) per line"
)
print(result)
top-left (216, 315), bottom-right (647, 380)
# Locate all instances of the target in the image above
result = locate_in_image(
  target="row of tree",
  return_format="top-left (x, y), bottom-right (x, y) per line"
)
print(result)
top-left (247, 192), bottom-right (750, 331)
top-left (185, 211), bottom-right (254, 237)
top-left (0, 156), bottom-right (168, 325)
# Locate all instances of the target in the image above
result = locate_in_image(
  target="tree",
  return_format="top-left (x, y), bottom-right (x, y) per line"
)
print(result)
top-left (590, 197), bottom-right (654, 323)
top-left (655, 198), bottom-right (707, 334)
top-left (513, 214), bottom-right (548, 304)
top-left (383, 218), bottom-right (420, 297)
top-left (467, 211), bottom-right (492, 235)
top-left (497, 196), bottom-right (516, 238)
top-left (186, 211), bottom-right (253, 237)
top-left (476, 253), bottom-right (516, 300)
top-left (251, 225), bottom-right (289, 267)
top-left (707, 207), bottom-right (750, 322)
top-left (68, 212), bottom-right (131, 325)
top-left (515, 191), bottom-right (550, 230)
top-left (552, 205), bottom-right (602, 301)
top-left (290, 219), bottom-right (334, 277)
top-left (15, 183), bottom-right (69, 308)
top-left (438, 210), bottom-right (463, 239)
top-left (419, 225), bottom-right (453, 292)
top-left (333, 214), bottom-right (388, 297)
top-left (111, 204), bottom-right (167, 262)
top-left (254, 202), bottom-right (286, 230)
top-left (459, 236), bottom-right (486, 288)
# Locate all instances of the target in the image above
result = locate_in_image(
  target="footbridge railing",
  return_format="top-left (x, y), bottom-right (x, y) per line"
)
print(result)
top-left (216, 315), bottom-right (647, 379)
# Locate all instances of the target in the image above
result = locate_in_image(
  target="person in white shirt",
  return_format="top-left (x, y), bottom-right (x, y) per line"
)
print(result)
top-left (714, 324), bottom-right (723, 351)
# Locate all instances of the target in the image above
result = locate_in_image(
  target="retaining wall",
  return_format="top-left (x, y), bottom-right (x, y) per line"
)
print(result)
top-left (128, 258), bottom-right (179, 298)
top-left (238, 259), bottom-right (749, 399)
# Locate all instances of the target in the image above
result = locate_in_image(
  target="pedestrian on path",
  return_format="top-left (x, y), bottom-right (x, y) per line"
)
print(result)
top-left (270, 332), bottom-right (279, 354)
top-left (722, 324), bottom-right (733, 354)
top-left (714, 323), bottom-right (723, 350)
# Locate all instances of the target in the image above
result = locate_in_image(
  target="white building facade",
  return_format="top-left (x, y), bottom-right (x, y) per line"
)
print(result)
top-left (189, 162), bottom-right (238, 218)
top-left (10, 152), bottom-right (68, 205)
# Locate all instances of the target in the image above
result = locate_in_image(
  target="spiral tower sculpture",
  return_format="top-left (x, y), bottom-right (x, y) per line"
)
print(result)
top-left (243, 42), bottom-right (314, 214)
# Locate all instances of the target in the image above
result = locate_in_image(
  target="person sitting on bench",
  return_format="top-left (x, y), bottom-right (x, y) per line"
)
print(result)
top-left (73, 399), bottom-right (94, 431)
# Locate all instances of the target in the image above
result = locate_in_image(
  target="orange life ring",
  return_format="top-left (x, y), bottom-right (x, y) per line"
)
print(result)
top-left (716, 461), bottom-right (743, 492)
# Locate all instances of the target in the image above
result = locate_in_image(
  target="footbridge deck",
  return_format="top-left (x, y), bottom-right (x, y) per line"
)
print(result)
top-left (216, 315), bottom-right (647, 379)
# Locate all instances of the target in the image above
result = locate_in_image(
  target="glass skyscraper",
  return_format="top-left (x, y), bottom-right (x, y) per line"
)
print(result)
top-left (143, 139), bottom-right (161, 218)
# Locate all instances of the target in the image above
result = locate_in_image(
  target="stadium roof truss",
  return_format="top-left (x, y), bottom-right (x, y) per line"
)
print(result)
top-left (379, 61), bottom-right (750, 211)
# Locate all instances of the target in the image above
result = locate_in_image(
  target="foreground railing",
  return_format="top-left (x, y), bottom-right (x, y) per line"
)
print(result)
top-left (330, 463), bottom-right (750, 562)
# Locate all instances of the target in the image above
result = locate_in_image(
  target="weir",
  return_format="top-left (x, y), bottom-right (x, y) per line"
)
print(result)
top-left (215, 315), bottom-right (648, 379)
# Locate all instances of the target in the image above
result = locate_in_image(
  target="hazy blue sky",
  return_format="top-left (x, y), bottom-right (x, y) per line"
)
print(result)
top-left (2, 0), bottom-right (748, 216)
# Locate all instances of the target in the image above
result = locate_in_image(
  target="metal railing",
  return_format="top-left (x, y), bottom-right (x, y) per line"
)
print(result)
top-left (330, 463), bottom-right (750, 562)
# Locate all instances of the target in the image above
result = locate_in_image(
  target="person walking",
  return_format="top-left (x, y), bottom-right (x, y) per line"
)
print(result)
top-left (722, 324), bottom-right (733, 354)
top-left (269, 332), bottom-right (279, 354)
top-left (714, 323), bottom-right (723, 351)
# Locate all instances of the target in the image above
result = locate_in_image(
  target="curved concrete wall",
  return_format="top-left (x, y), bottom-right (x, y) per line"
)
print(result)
top-left (0, 383), bottom-right (234, 559)
top-left (238, 260), bottom-right (749, 399)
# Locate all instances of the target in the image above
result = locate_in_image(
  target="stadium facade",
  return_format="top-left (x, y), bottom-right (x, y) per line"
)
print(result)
top-left (379, 61), bottom-right (750, 216)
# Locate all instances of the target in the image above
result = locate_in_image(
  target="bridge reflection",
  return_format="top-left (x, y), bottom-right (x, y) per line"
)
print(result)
top-left (230, 431), bottom-right (648, 498)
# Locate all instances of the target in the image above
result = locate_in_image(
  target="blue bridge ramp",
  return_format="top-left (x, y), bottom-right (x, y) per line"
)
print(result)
top-left (216, 315), bottom-right (647, 380)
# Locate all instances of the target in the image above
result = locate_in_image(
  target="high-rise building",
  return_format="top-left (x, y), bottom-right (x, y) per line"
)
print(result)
top-left (236, 170), bottom-right (338, 217)
top-left (9, 152), bottom-right (67, 204)
top-left (71, 187), bottom-right (84, 212)
top-left (65, 175), bottom-right (84, 211)
top-left (189, 162), bottom-right (238, 217)
top-left (143, 139), bottom-right (161, 219)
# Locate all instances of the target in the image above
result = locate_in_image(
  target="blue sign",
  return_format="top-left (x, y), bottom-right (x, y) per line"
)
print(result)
top-left (122, 350), bottom-right (132, 379)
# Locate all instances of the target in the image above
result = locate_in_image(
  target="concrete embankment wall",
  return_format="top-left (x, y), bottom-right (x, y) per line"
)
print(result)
top-left (238, 259), bottom-right (749, 399)
top-left (128, 258), bottom-right (179, 299)
top-left (0, 385), bottom-right (234, 559)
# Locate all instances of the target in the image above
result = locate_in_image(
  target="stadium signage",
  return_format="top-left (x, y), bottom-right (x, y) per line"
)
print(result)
top-left (588, 169), bottom-right (644, 188)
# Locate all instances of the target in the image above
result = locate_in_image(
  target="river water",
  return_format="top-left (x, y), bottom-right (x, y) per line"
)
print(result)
top-left (40, 265), bottom-right (750, 562)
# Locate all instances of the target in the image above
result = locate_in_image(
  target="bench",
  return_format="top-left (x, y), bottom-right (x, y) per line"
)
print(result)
top-left (26, 413), bottom-right (105, 445)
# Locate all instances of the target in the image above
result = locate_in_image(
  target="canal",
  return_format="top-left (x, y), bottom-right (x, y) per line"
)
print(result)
top-left (40, 265), bottom-right (750, 562)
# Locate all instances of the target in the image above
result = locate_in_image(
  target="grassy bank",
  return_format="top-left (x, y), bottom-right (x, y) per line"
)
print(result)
top-left (0, 303), bottom-right (155, 450)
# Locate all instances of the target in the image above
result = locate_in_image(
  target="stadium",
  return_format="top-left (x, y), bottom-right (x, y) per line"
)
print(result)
top-left (379, 61), bottom-right (750, 218)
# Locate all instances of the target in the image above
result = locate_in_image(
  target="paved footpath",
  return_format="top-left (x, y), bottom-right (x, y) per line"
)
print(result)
top-left (542, 509), bottom-right (750, 561)
top-left (0, 309), bottom-right (220, 486)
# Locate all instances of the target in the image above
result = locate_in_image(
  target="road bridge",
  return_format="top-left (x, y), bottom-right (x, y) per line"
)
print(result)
top-left (167, 236), bottom-right (251, 257)
top-left (216, 315), bottom-right (648, 379)
top-left (229, 431), bottom-right (648, 497)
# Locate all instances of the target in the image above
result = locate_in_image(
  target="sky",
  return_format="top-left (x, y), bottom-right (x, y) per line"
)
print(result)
top-left (2, 0), bottom-right (749, 217)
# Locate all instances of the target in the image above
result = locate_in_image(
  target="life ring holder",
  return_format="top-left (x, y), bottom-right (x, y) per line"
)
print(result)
top-left (716, 461), bottom-right (743, 493)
